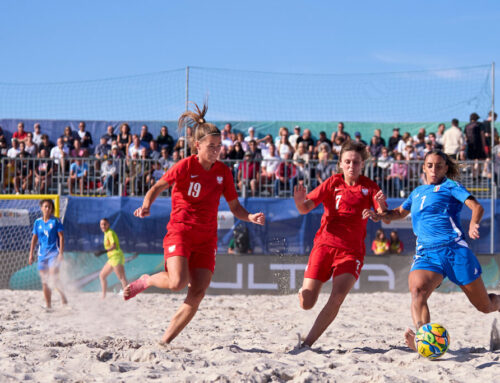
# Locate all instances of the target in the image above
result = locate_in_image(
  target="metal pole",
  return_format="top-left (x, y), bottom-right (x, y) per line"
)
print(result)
top-left (490, 62), bottom-right (496, 254)
top-left (184, 66), bottom-right (190, 156)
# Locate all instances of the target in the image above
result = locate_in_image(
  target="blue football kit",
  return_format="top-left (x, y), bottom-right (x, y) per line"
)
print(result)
top-left (402, 178), bottom-right (482, 286)
top-left (33, 217), bottom-right (64, 270)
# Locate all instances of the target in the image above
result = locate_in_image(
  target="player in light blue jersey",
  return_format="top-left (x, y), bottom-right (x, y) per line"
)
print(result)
top-left (364, 150), bottom-right (500, 352)
top-left (29, 199), bottom-right (68, 309)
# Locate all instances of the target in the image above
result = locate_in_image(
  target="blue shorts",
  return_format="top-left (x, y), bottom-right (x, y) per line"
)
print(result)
top-left (37, 251), bottom-right (60, 271)
top-left (411, 241), bottom-right (482, 286)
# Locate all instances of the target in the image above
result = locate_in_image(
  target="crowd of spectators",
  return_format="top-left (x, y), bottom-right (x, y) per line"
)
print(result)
top-left (0, 112), bottom-right (499, 197)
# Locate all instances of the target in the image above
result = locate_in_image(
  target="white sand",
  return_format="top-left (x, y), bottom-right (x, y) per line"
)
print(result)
top-left (0, 290), bottom-right (499, 383)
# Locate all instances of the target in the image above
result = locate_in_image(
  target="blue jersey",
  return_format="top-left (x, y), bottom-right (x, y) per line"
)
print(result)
top-left (33, 216), bottom-right (64, 257)
top-left (401, 178), bottom-right (471, 251)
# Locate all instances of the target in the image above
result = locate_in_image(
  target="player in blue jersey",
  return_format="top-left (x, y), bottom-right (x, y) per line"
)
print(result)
top-left (29, 199), bottom-right (68, 309)
top-left (364, 150), bottom-right (500, 352)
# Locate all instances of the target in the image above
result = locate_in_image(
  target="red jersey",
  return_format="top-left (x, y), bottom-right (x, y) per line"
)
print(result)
top-left (307, 173), bottom-right (381, 255)
top-left (161, 155), bottom-right (238, 233)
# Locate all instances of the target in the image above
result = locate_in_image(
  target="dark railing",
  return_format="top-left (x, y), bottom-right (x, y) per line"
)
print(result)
top-left (0, 157), bottom-right (497, 199)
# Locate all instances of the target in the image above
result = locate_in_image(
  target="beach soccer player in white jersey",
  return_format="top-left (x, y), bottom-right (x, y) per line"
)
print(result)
top-left (365, 150), bottom-right (500, 352)
top-left (29, 199), bottom-right (68, 310)
top-left (123, 102), bottom-right (265, 345)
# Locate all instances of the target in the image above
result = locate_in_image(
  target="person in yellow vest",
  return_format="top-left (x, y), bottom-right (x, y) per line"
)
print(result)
top-left (371, 229), bottom-right (390, 255)
top-left (95, 218), bottom-right (127, 298)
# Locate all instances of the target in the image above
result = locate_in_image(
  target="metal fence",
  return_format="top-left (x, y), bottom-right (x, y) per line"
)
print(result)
top-left (1, 157), bottom-right (498, 199)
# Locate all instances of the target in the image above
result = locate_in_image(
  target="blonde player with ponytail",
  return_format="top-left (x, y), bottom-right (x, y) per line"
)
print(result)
top-left (124, 102), bottom-right (265, 345)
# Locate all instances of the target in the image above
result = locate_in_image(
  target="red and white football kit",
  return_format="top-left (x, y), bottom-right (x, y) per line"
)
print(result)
top-left (305, 173), bottom-right (381, 282)
top-left (160, 155), bottom-right (238, 272)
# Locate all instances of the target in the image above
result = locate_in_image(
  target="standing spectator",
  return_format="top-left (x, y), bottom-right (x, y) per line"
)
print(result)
top-left (34, 149), bottom-right (53, 194)
top-left (117, 123), bottom-right (132, 154)
top-left (148, 140), bottom-right (161, 161)
top-left (388, 128), bottom-right (401, 153)
top-left (94, 136), bottom-right (111, 159)
top-left (7, 138), bottom-right (21, 158)
top-left (237, 151), bottom-right (260, 197)
top-left (68, 158), bottom-right (88, 195)
top-left (289, 126), bottom-right (301, 149)
top-left (297, 129), bottom-right (315, 153)
top-left (482, 111), bottom-right (498, 157)
top-left (99, 158), bottom-right (118, 196)
top-left (32, 123), bottom-right (43, 146)
top-left (156, 125), bottom-right (175, 153)
top-left (77, 121), bottom-right (93, 149)
top-left (13, 122), bottom-right (28, 143)
top-left (140, 124), bottom-right (153, 144)
top-left (371, 229), bottom-right (389, 255)
top-left (103, 125), bottom-right (117, 146)
top-left (61, 126), bottom-right (76, 150)
top-left (389, 230), bottom-right (404, 254)
top-left (387, 152), bottom-right (408, 197)
top-left (274, 152), bottom-right (297, 196)
top-left (435, 123), bottom-right (446, 147)
top-left (25, 132), bottom-right (38, 156)
top-left (330, 122), bottom-right (350, 143)
top-left (465, 113), bottom-right (487, 176)
top-left (223, 123), bottom-right (232, 134)
top-left (50, 137), bottom-right (68, 173)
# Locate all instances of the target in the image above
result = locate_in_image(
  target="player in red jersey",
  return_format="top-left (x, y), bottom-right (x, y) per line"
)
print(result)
top-left (123, 102), bottom-right (265, 344)
top-left (293, 141), bottom-right (386, 348)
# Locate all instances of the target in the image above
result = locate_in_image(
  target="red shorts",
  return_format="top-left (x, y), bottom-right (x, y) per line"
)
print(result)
top-left (304, 244), bottom-right (364, 282)
top-left (163, 224), bottom-right (218, 273)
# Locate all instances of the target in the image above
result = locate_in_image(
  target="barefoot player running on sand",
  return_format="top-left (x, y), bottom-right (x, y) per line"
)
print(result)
top-left (293, 141), bottom-right (386, 348)
top-left (124, 102), bottom-right (265, 344)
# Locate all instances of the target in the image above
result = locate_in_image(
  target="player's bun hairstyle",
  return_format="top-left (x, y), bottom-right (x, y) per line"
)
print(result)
top-left (336, 140), bottom-right (369, 172)
top-left (39, 199), bottom-right (55, 211)
top-left (178, 101), bottom-right (220, 154)
top-left (424, 150), bottom-right (460, 181)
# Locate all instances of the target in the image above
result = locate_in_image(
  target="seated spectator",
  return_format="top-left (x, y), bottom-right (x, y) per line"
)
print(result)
top-left (289, 126), bottom-right (301, 149)
top-left (318, 142), bottom-right (334, 161)
top-left (39, 135), bottom-right (55, 154)
top-left (219, 145), bottom-right (229, 160)
top-left (221, 129), bottom-right (233, 149)
top-left (373, 128), bottom-right (386, 148)
top-left (173, 137), bottom-right (191, 157)
top-left (353, 131), bottom-right (367, 146)
top-left (387, 152), bottom-right (408, 197)
top-left (61, 126), bottom-right (76, 150)
top-left (77, 121), bottom-right (93, 148)
top-left (369, 136), bottom-right (384, 159)
top-left (395, 132), bottom-right (411, 154)
top-left (70, 139), bottom-right (85, 158)
top-left (371, 229), bottom-right (389, 255)
top-left (34, 149), bottom-right (53, 194)
top-left (14, 151), bottom-right (33, 194)
top-left (13, 122), bottom-right (28, 143)
top-left (98, 158), bottom-right (118, 196)
top-left (223, 123), bottom-right (232, 134)
top-left (3, 159), bottom-right (16, 191)
top-left (125, 152), bottom-right (144, 196)
top-left (68, 158), bottom-right (88, 195)
top-left (293, 141), bottom-right (310, 181)
top-left (257, 134), bottom-right (274, 157)
top-left (387, 127), bottom-right (401, 153)
top-left (158, 147), bottom-right (173, 170)
top-left (117, 123), bottom-right (132, 154)
top-left (148, 140), bottom-right (161, 160)
top-left (25, 132), bottom-right (38, 157)
top-left (103, 125), bottom-right (117, 146)
top-left (32, 123), bottom-right (43, 146)
top-left (0, 140), bottom-right (9, 157)
top-left (228, 224), bottom-right (252, 254)
top-left (128, 134), bottom-right (147, 158)
top-left (18, 142), bottom-right (29, 157)
top-left (274, 126), bottom-right (289, 148)
top-left (50, 137), bottom-right (68, 173)
top-left (244, 126), bottom-right (258, 143)
top-left (316, 131), bottom-right (332, 150)
top-left (414, 132), bottom-right (426, 154)
top-left (297, 129), bottom-right (315, 153)
top-left (94, 136), bottom-right (111, 159)
top-left (375, 146), bottom-right (393, 191)
top-left (274, 152), bottom-right (297, 196)
top-left (237, 151), bottom-right (260, 197)
top-left (389, 230), bottom-right (404, 254)
top-left (277, 134), bottom-right (294, 159)
top-left (435, 123), bottom-right (446, 147)
top-left (109, 144), bottom-right (124, 160)
top-left (156, 125), bottom-right (174, 153)
top-left (261, 143), bottom-right (280, 185)
top-left (412, 127), bottom-right (428, 144)
top-left (146, 161), bottom-right (165, 189)
top-left (315, 156), bottom-right (335, 186)
top-left (228, 141), bottom-right (245, 160)
top-left (330, 122), bottom-right (350, 144)
top-left (247, 140), bottom-right (262, 161)
top-left (171, 150), bottom-right (181, 163)
top-left (140, 124), bottom-right (153, 145)
top-left (7, 138), bottom-right (21, 158)
top-left (331, 135), bottom-right (344, 159)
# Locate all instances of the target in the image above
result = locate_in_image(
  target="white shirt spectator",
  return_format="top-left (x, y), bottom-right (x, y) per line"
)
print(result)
top-left (101, 160), bottom-right (118, 178)
top-left (262, 152), bottom-right (280, 175)
top-left (7, 147), bottom-right (20, 158)
top-left (50, 145), bottom-right (68, 165)
top-left (32, 132), bottom-right (43, 146)
top-left (442, 126), bottom-right (465, 156)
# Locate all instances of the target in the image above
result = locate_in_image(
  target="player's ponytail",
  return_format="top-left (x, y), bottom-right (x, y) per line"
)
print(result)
top-left (424, 150), bottom-right (460, 181)
top-left (178, 101), bottom-right (220, 154)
